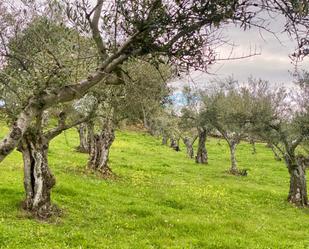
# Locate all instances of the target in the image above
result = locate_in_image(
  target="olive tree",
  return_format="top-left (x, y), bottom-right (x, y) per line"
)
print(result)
top-left (85, 90), bottom-right (120, 178)
top-left (0, 16), bottom-right (97, 218)
top-left (250, 74), bottom-right (309, 206)
top-left (87, 108), bottom-right (116, 178)
top-left (180, 86), bottom-right (211, 163)
top-left (150, 108), bottom-right (182, 151)
top-left (73, 56), bottom-right (173, 177)
top-left (200, 78), bottom-right (256, 174)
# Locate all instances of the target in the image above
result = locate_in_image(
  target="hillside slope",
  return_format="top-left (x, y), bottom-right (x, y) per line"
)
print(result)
top-left (0, 127), bottom-right (308, 249)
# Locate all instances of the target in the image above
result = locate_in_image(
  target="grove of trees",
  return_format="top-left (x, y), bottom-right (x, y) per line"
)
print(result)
top-left (0, 0), bottom-right (308, 219)
top-left (159, 75), bottom-right (309, 206)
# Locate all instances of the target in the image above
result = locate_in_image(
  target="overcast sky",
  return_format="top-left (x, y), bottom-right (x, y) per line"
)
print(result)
top-left (171, 19), bottom-right (309, 89)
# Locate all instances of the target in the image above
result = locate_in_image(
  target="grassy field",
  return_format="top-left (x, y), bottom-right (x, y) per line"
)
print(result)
top-left (0, 125), bottom-right (308, 249)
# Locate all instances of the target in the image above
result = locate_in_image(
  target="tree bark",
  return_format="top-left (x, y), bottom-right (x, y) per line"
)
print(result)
top-left (170, 137), bottom-right (180, 151)
top-left (285, 154), bottom-right (308, 206)
top-left (87, 121), bottom-right (95, 152)
top-left (142, 106), bottom-right (149, 130)
top-left (249, 138), bottom-right (256, 154)
top-left (76, 123), bottom-right (89, 153)
top-left (270, 144), bottom-right (282, 161)
top-left (183, 137), bottom-right (194, 159)
top-left (162, 135), bottom-right (168, 145)
top-left (88, 126), bottom-right (115, 178)
top-left (229, 141), bottom-right (238, 174)
top-left (18, 134), bottom-right (56, 219)
top-left (17, 112), bottom-right (90, 219)
top-left (195, 129), bottom-right (208, 164)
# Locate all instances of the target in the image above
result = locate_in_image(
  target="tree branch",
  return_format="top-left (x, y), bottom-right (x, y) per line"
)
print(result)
top-left (44, 112), bottom-right (94, 141)
top-left (86, 0), bottom-right (107, 60)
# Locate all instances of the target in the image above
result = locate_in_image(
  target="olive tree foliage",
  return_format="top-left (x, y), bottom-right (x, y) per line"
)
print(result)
top-left (0, 0), bottom-right (308, 164)
top-left (120, 58), bottom-right (172, 132)
top-left (251, 73), bottom-right (309, 206)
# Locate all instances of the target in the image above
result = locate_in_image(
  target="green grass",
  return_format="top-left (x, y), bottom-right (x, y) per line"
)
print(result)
top-left (0, 125), bottom-right (308, 249)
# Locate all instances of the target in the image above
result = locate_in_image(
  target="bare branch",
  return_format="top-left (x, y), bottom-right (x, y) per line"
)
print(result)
top-left (86, 0), bottom-right (107, 60)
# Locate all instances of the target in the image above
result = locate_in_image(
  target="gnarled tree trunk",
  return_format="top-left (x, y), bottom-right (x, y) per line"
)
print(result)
top-left (16, 111), bottom-right (90, 219)
top-left (18, 134), bottom-right (56, 219)
top-left (183, 137), bottom-right (194, 159)
top-left (229, 141), bottom-right (238, 174)
top-left (88, 126), bottom-right (115, 178)
top-left (249, 138), bottom-right (256, 154)
top-left (76, 123), bottom-right (89, 153)
top-left (142, 106), bottom-right (150, 131)
top-left (285, 154), bottom-right (308, 206)
top-left (162, 135), bottom-right (168, 145)
top-left (87, 121), bottom-right (95, 152)
top-left (170, 137), bottom-right (180, 151)
top-left (195, 129), bottom-right (208, 164)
